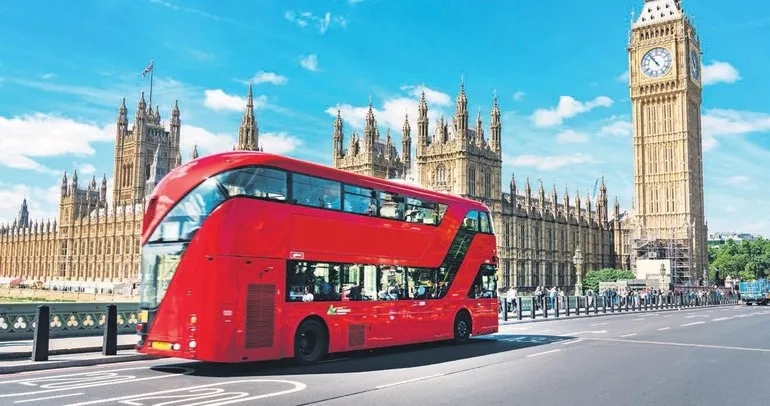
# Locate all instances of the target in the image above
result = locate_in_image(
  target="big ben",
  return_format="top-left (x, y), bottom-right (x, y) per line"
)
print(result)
top-left (628, 0), bottom-right (708, 283)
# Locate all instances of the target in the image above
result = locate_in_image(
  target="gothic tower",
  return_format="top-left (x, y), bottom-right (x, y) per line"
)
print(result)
top-left (112, 94), bottom-right (181, 206)
top-left (236, 84), bottom-right (260, 151)
top-left (629, 0), bottom-right (707, 281)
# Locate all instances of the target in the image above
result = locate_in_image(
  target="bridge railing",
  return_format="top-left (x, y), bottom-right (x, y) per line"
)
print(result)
top-left (498, 292), bottom-right (740, 321)
top-left (0, 302), bottom-right (139, 340)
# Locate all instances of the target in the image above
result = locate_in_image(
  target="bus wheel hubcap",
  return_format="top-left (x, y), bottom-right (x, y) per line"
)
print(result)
top-left (458, 320), bottom-right (468, 337)
top-left (299, 332), bottom-right (316, 355)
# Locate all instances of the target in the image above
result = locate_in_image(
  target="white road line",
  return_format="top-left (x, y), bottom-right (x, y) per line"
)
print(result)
top-left (14, 392), bottom-right (83, 404)
top-left (681, 321), bottom-right (706, 327)
top-left (620, 333), bottom-right (637, 338)
top-left (590, 322), bottom-right (608, 326)
top-left (633, 318), bottom-right (645, 321)
top-left (564, 330), bottom-right (608, 335)
top-left (0, 366), bottom-right (156, 385)
top-left (657, 327), bottom-right (671, 331)
top-left (376, 374), bottom-right (446, 389)
top-left (712, 317), bottom-right (731, 321)
top-left (686, 315), bottom-right (710, 318)
top-left (581, 337), bottom-right (770, 353)
top-left (526, 349), bottom-right (562, 358)
top-left (561, 339), bottom-right (583, 345)
top-left (64, 380), bottom-right (307, 406)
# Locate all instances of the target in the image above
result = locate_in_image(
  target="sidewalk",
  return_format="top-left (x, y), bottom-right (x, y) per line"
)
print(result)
top-left (0, 334), bottom-right (140, 360)
top-left (499, 303), bottom-right (738, 326)
top-left (0, 334), bottom-right (157, 374)
top-left (0, 349), bottom-right (155, 374)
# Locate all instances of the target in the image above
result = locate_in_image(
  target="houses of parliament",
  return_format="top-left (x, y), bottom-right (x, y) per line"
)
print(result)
top-left (0, 0), bottom-right (708, 291)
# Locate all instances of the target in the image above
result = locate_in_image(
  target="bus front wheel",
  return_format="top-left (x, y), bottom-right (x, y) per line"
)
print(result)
top-left (293, 318), bottom-right (328, 365)
top-left (453, 311), bottom-right (472, 344)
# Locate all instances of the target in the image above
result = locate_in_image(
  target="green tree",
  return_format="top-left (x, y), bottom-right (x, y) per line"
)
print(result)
top-left (583, 268), bottom-right (636, 292)
top-left (709, 237), bottom-right (770, 282)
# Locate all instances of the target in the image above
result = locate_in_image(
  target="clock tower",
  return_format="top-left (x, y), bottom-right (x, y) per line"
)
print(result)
top-left (628, 0), bottom-right (708, 284)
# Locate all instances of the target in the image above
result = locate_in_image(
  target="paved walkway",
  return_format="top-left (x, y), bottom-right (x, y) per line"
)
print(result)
top-left (0, 334), bottom-right (139, 358)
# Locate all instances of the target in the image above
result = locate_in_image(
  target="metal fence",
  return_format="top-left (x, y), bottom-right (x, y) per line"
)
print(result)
top-left (499, 292), bottom-right (740, 321)
top-left (0, 302), bottom-right (139, 340)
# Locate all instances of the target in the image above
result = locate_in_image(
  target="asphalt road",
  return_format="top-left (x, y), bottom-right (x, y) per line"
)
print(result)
top-left (1, 305), bottom-right (768, 406)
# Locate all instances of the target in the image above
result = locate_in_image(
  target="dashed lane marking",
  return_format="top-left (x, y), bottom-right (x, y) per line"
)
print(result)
top-left (620, 333), bottom-right (637, 338)
top-left (376, 374), bottom-right (446, 389)
top-left (712, 317), bottom-right (731, 321)
top-left (561, 339), bottom-right (583, 345)
top-left (590, 322), bottom-right (608, 326)
top-left (581, 337), bottom-right (770, 353)
top-left (657, 327), bottom-right (671, 331)
top-left (526, 349), bottom-right (562, 358)
top-left (681, 321), bottom-right (706, 327)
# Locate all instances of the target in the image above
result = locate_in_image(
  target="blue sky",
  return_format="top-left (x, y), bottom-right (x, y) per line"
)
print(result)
top-left (0, 0), bottom-right (769, 236)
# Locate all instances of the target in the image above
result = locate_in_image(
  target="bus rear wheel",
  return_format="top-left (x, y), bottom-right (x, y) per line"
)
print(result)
top-left (293, 319), bottom-right (328, 365)
top-left (453, 311), bottom-right (472, 344)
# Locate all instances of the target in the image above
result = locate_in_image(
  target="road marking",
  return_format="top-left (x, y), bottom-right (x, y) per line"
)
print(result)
top-left (633, 318), bottom-right (646, 321)
top-left (681, 321), bottom-right (706, 327)
top-left (657, 327), bottom-right (671, 331)
top-left (376, 374), bottom-right (446, 389)
top-left (590, 322), bottom-right (608, 326)
top-left (712, 317), bottom-right (731, 321)
top-left (564, 330), bottom-right (607, 335)
top-left (686, 315), bottom-right (710, 318)
top-left (14, 392), bottom-right (83, 404)
top-left (581, 337), bottom-right (770, 353)
top-left (64, 380), bottom-right (307, 406)
top-left (561, 339), bottom-right (583, 345)
top-left (526, 349), bottom-right (562, 358)
top-left (620, 333), bottom-right (637, 338)
top-left (0, 367), bottom-right (194, 399)
top-left (0, 366), bottom-right (157, 385)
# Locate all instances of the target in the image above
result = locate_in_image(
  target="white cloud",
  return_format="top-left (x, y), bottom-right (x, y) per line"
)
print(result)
top-left (725, 205), bottom-right (738, 213)
top-left (179, 125), bottom-right (302, 157)
top-left (75, 162), bottom-right (97, 175)
top-left (400, 85), bottom-right (452, 106)
top-left (203, 89), bottom-right (267, 111)
top-left (325, 85), bottom-right (453, 134)
top-left (531, 95), bottom-right (613, 128)
top-left (725, 176), bottom-right (749, 184)
top-left (505, 153), bottom-right (596, 171)
top-left (300, 54), bottom-right (319, 71)
top-left (261, 132), bottom-right (304, 155)
top-left (249, 71), bottom-right (288, 85)
top-left (702, 136), bottom-right (718, 152)
top-left (703, 109), bottom-right (770, 137)
top-left (0, 181), bottom-right (60, 224)
top-left (513, 91), bottom-right (526, 101)
top-left (599, 120), bottom-right (632, 137)
top-left (284, 11), bottom-right (346, 34)
top-left (617, 70), bottom-right (629, 82)
top-left (0, 113), bottom-right (114, 174)
top-left (702, 61), bottom-right (741, 86)
top-left (187, 48), bottom-right (213, 61)
top-left (555, 130), bottom-right (589, 144)
top-left (40, 73), bottom-right (55, 80)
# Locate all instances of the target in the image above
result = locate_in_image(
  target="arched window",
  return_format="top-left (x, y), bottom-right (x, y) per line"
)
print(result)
top-left (468, 166), bottom-right (476, 196)
top-left (484, 169), bottom-right (492, 198)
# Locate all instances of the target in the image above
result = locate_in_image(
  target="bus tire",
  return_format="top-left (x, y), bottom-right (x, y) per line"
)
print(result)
top-left (293, 318), bottom-right (328, 365)
top-left (452, 311), bottom-right (472, 344)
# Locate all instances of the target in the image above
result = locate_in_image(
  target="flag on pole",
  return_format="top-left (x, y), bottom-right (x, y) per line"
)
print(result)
top-left (141, 60), bottom-right (154, 79)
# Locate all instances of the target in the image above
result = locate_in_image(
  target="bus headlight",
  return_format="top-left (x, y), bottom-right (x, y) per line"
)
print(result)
top-left (172, 343), bottom-right (181, 351)
top-left (189, 340), bottom-right (197, 349)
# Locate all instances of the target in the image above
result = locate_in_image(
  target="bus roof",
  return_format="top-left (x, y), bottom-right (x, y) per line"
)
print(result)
top-left (155, 151), bottom-right (490, 211)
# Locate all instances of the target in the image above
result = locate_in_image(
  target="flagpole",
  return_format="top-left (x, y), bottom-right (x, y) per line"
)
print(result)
top-left (149, 61), bottom-right (154, 108)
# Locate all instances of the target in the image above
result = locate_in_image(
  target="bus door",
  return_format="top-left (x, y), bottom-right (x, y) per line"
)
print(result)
top-left (233, 257), bottom-right (283, 361)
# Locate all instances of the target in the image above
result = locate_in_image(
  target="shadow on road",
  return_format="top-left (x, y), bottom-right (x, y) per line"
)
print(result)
top-left (152, 334), bottom-right (577, 377)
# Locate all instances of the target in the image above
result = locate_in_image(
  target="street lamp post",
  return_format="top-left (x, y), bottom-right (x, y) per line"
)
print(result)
top-left (573, 247), bottom-right (584, 296)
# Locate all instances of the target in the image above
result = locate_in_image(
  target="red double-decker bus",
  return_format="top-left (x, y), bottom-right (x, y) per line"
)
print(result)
top-left (136, 151), bottom-right (498, 364)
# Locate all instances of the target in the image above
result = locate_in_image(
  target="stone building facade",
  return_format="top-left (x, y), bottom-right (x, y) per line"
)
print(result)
top-left (0, 87), bottom-right (256, 284)
top-left (332, 83), bottom-right (622, 293)
top-left (614, 0), bottom-right (708, 285)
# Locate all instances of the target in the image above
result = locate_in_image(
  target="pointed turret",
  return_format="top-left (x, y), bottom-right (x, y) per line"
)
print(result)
top-left (538, 179), bottom-right (546, 212)
top-left (454, 79), bottom-right (469, 141)
top-left (117, 97), bottom-right (128, 135)
top-left (524, 177), bottom-right (532, 210)
top-left (401, 114), bottom-right (412, 175)
top-left (333, 107), bottom-right (344, 161)
top-left (17, 198), bottom-right (29, 228)
top-left (417, 90), bottom-right (429, 148)
top-left (137, 91), bottom-right (146, 116)
top-left (192, 144), bottom-right (199, 160)
top-left (490, 93), bottom-right (501, 154)
top-left (614, 196), bottom-right (620, 219)
top-left (100, 174), bottom-right (107, 202)
top-left (236, 84), bottom-right (259, 151)
top-left (364, 98), bottom-right (377, 150)
top-left (563, 185), bottom-right (571, 214)
top-left (475, 108), bottom-right (484, 146)
top-left (551, 184), bottom-right (558, 213)
top-left (61, 171), bottom-right (68, 197)
top-left (170, 99), bottom-right (181, 148)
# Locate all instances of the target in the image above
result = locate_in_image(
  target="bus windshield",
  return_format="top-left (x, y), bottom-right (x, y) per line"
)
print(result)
top-left (141, 166), bottom-right (290, 309)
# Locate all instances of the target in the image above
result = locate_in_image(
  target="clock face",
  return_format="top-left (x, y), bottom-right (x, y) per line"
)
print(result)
top-left (690, 50), bottom-right (700, 80)
top-left (641, 47), bottom-right (673, 78)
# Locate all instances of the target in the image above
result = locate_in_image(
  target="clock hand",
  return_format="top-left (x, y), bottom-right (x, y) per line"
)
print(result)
top-left (651, 57), bottom-right (661, 67)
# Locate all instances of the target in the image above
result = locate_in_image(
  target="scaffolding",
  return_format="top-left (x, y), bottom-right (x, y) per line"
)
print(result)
top-left (631, 223), bottom-right (694, 286)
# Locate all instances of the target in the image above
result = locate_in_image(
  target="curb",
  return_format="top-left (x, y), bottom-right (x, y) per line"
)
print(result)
top-left (0, 353), bottom-right (159, 374)
top-left (499, 303), bottom-right (739, 326)
top-left (0, 344), bottom-right (136, 361)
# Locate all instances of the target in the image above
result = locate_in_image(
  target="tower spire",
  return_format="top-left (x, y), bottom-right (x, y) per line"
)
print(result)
top-left (236, 84), bottom-right (259, 151)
